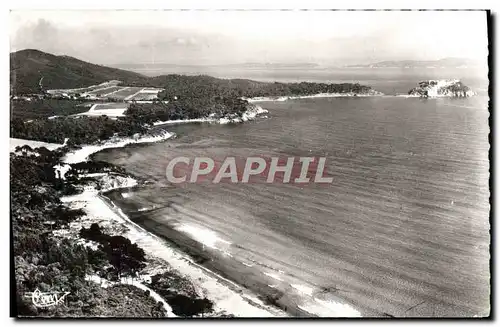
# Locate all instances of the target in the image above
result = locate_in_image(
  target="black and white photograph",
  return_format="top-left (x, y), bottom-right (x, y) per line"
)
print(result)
top-left (8, 8), bottom-right (491, 319)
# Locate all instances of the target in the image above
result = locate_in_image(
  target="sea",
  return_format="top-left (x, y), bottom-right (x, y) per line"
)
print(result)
top-left (94, 67), bottom-right (490, 317)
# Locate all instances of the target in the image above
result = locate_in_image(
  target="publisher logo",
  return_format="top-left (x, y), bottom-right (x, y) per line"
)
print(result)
top-left (165, 156), bottom-right (333, 185)
top-left (24, 288), bottom-right (70, 308)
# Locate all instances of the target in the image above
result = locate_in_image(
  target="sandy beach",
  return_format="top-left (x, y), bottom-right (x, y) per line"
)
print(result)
top-left (53, 110), bottom-right (283, 317)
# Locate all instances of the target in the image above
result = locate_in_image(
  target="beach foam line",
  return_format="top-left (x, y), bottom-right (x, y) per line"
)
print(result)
top-left (63, 189), bottom-right (285, 316)
top-left (297, 297), bottom-right (362, 317)
top-left (174, 223), bottom-right (232, 253)
top-left (291, 284), bottom-right (315, 297)
top-left (263, 272), bottom-right (285, 282)
top-left (91, 193), bottom-right (286, 317)
top-left (56, 115), bottom-right (286, 317)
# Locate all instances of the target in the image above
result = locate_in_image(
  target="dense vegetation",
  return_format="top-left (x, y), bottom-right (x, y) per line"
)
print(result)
top-left (151, 75), bottom-right (375, 99)
top-left (11, 150), bottom-right (163, 317)
top-left (408, 80), bottom-right (474, 97)
top-left (11, 147), bottom-right (215, 317)
top-left (10, 50), bottom-right (378, 145)
top-left (126, 97), bottom-right (249, 124)
top-left (148, 273), bottom-right (214, 317)
top-left (8, 49), bottom-right (382, 318)
top-left (79, 224), bottom-right (214, 317)
top-left (80, 224), bottom-right (147, 278)
top-left (10, 99), bottom-right (91, 120)
top-left (10, 95), bottom-right (252, 145)
top-left (9, 50), bottom-right (376, 316)
top-left (10, 115), bottom-right (147, 145)
top-left (442, 81), bottom-right (473, 95)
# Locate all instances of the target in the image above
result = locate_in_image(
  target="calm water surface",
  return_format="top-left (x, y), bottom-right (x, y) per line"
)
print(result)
top-left (95, 91), bottom-right (489, 317)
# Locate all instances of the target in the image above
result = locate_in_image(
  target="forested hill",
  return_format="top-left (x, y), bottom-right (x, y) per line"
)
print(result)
top-left (11, 49), bottom-right (378, 97)
top-left (10, 49), bottom-right (149, 94)
top-left (124, 73), bottom-right (377, 99)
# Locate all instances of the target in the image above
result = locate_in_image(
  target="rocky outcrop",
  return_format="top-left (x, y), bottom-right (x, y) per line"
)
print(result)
top-left (408, 79), bottom-right (475, 97)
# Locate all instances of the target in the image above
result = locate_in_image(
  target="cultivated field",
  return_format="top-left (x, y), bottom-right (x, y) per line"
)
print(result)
top-left (47, 81), bottom-right (164, 101)
top-left (110, 87), bottom-right (144, 100)
top-left (92, 103), bottom-right (130, 110)
top-left (47, 80), bottom-right (121, 95)
top-left (128, 92), bottom-right (158, 101)
top-left (75, 102), bottom-right (130, 118)
top-left (87, 86), bottom-right (124, 97)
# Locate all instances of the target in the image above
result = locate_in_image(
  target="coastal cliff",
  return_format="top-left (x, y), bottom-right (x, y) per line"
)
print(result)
top-left (408, 79), bottom-right (475, 97)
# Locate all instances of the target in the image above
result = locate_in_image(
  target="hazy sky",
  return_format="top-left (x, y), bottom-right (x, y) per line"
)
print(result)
top-left (9, 10), bottom-right (489, 66)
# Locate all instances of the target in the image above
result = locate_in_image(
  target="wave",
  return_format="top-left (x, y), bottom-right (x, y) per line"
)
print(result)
top-left (263, 272), bottom-right (285, 282)
top-left (291, 284), bottom-right (314, 297)
top-left (61, 176), bottom-right (284, 317)
top-left (174, 223), bottom-right (232, 252)
top-left (101, 195), bottom-right (285, 317)
top-left (298, 297), bottom-right (362, 317)
top-left (56, 127), bottom-right (287, 317)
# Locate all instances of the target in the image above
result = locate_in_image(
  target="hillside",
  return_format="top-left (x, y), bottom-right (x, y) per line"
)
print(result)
top-left (10, 49), bottom-right (379, 100)
top-left (10, 49), bottom-right (149, 94)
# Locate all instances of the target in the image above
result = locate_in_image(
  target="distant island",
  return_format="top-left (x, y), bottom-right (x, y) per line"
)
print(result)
top-left (407, 79), bottom-right (476, 98)
top-left (347, 57), bottom-right (483, 69)
top-left (111, 62), bottom-right (321, 71)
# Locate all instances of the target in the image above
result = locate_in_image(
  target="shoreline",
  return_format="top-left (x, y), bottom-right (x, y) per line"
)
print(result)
top-left (152, 104), bottom-right (269, 126)
top-left (59, 189), bottom-right (179, 317)
top-left (59, 185), bottom-right (283, 317)
top-left (105, 189), bottom-right (363, 318)
top-left (14, 100), bottom-right (368, 317)
top-left (97, 192), bottom-right (286, 317)
top-left (18, 94), bottom-right (476, 317)
top-left (10, 137), bottom-right (66, 152)
top-left (61, 103), bottom-right (268, 165)
top-left (62, 130), bottom-right (175, 164)
top-left (245, 93), bottom-right (477, 102)
top-left (55, 107), bottom-right (285, 317)
top-left (245, 92), bottom-right (384, 103)
top-left (15, 102), bottom-right (360, 317)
